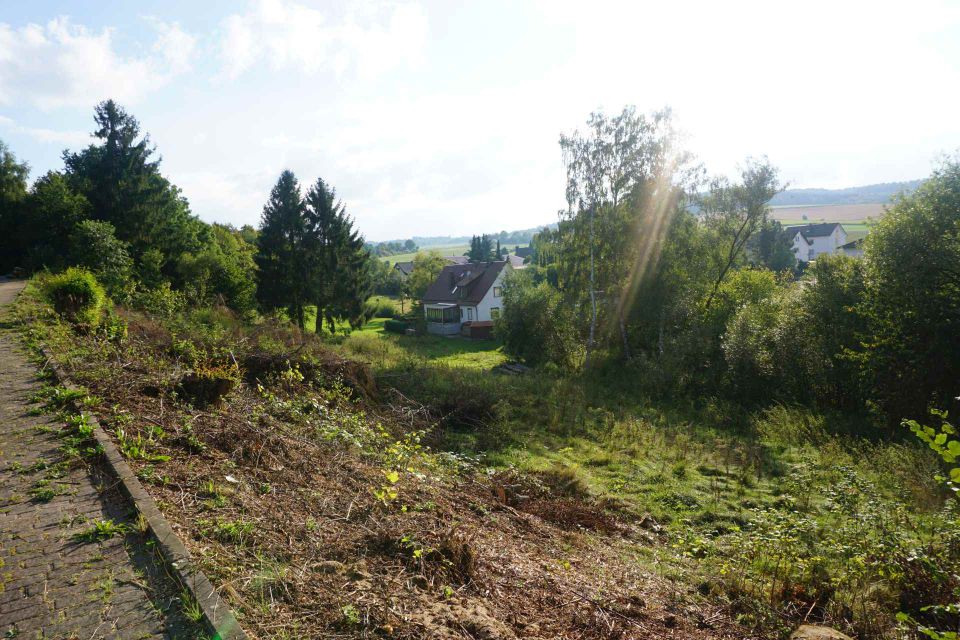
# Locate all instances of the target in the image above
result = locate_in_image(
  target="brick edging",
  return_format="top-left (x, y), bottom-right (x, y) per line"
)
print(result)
top-left (38, 345), bottom-right (249, 640)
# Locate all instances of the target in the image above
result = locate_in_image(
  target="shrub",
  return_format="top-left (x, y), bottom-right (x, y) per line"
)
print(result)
top-left (371, 299), bottom-right (396, 318)
top-left (496, 271), bottom-right (579, 367)
top-left (44, 268), bottom-right (106, 326)
top-left (131, 281), bottom-right (187, 317)
top-left (69, 220), bottom-right (135, 302)
top-left (384, 319), bottom-right (408, 334)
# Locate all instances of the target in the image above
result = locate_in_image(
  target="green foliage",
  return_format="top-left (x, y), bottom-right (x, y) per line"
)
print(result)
top-left (73, 519), bottom-right (128, 542)
top-left (304, 178), bottom-right (372, 333)
top-left (20, 171), bottom-right (91, 272)
top-left (407, 250), bottom-right (446, 300)
top-left (43, 268), bottom-right (107, 326)
top-left (0, 139), bottom-right (30, 272)
top-left (131, 281), bottom-right (187, 316)
top-left (69, 220), bottom-right (135, 302)
top-left (176, 223), bottom-right (257, 314)
top-left (384, 319), bottom-right (408, 334)
top-left (467, 234), bottom-right (496, 262)
top-left (496, 270), bottom-right (579, 367)
top-left (63, 100), bottom-right (204, 263)
top-left (859, 157), bottom-right (960, 423)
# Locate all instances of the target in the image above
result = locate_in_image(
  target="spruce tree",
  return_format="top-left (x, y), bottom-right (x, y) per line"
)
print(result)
top-left (304, 178), bottom-right (371, 333)
top-left (256, 170), bottom-right (310, 329)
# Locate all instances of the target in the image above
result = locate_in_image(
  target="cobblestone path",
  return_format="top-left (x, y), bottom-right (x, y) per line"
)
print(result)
top-left (0, 280), bottom-right (190, 639)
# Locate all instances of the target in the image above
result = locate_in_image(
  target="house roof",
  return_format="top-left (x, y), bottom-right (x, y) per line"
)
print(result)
top-left (422, 261), bottom-right (509, 305)
top-left (445, 256), bottom-right (469, 265)
top-left (840, 238), bottom-right (863, 249)
top-left (507, 255), bottom-right (526, 268)
top-left (785, 222), bottom-right (845, 240)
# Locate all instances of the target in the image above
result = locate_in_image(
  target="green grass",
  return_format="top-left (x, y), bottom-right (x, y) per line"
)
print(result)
top-left (340, 317), bottom-right (507, 369)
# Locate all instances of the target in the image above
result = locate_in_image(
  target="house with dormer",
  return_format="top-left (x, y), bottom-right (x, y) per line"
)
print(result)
top-left (421, 260), bottom-right (511, 336)
top-left (785, 223), bottom-right (848, 263)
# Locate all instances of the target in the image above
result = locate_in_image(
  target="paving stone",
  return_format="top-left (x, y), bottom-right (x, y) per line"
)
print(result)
top-left (0, 281), bottom-right (171, 638)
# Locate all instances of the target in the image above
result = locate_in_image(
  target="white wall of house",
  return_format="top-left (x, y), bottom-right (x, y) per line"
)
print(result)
top-left (842, 244), bottom-right (864, 258)
top-left (791, 232), bottom-right (812, 262)
top-left (463, 265), bottom-right (510, 322)
top-left (791, 226), bottom-right (848, 262)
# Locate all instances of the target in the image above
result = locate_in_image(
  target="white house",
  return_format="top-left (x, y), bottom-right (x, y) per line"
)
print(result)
top-left (785, 223), bottom-right (848, 263)
top-left (421, 260), bottom-right (511, 336)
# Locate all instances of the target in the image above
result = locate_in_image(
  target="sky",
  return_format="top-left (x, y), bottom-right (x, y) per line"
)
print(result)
top-left (2, 1), bottom-right (960, 241)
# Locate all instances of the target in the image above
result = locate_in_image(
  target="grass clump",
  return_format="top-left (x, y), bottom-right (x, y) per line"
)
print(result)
top-left (43, 268), bottom-right (106, 327)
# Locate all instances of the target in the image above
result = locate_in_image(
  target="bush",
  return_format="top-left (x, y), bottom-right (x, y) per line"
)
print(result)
top-left (384, 319), bottom-right (408, 334)
top-left (69, 220), bottom-right (135, 302)
top-left (44, 267), bottom-right (107, 326)
top-left (496, 271), bottom-right (579, 367)
top-left (371, 299), bottom-right (396, 318)
top-left (131, 282), bottom-right (187, 317)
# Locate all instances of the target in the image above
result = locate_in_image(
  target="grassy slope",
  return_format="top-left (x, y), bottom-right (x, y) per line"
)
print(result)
top-left (14, 278), bottom-right (957, 640)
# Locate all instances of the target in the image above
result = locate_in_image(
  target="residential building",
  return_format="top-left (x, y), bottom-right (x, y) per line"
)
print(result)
top-left (785, 223), bottom-right (848, 263)
top-left (422, 260), bottom-right (511, 335)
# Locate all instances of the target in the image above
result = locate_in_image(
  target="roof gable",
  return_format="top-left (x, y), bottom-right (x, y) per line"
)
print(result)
top-left (785, 222), bottom-right (845, 239)
top-left (422, 261), bottom-right (508, 305)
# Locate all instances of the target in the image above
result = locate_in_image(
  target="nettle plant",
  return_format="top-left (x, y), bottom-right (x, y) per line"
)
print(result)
top-left (901, 408), bottom-right (960, 639)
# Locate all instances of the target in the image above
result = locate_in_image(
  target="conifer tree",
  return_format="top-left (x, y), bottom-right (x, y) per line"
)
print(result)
top-left (304, 178), bottom-right (371, 334)
top-left (256, 170), bottom-right (310, 328)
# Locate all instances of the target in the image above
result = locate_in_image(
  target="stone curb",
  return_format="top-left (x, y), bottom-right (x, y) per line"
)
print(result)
top-left (38, 345), bottom-right (250, 640)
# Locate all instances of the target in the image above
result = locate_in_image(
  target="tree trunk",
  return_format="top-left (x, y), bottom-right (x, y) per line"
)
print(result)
top-left (314, 304), bottom-right (323, 334)
top-left (619, 310), bottom-right (630, 360)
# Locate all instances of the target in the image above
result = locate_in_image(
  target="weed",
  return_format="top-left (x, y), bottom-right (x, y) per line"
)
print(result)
top-left (73, 519), bottom-right (127, 543)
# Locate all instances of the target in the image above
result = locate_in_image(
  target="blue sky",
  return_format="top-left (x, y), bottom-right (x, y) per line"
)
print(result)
top-left (2, 0), bottom-right (960, 241)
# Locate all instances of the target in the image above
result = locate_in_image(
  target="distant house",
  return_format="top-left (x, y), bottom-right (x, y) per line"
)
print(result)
top-left (840, 238), bottom-right (864, 258)
top-left (514, 246), bottom-right (533, 260)
top-left (422, 260), bottom-right (511, 336)
top-left (785, 223), bottom-right (848, 263)
top-left (393, 255), bottom-right (469, 279)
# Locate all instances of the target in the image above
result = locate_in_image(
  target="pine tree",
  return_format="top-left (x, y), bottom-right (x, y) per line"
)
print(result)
top-left (304, 178), bottom-right (371, 334)
top-left (256, 170), bottom-right (310, 329)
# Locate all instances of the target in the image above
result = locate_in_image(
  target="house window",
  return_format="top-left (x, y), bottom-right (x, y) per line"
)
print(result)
top-left (490, 307), bottom-right (501, 320)
top-left (466, 307), bottom-right (474, 321)
top-left (493, 286), bottom-right (502, 298)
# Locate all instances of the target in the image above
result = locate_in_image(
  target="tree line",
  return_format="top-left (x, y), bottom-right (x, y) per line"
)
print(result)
top-left (500, 106), bottom-right (960, 428)
top-left (0, 100), bottom-right (373, 330)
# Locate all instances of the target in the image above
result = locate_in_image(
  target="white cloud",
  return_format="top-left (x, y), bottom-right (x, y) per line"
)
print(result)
top-left (217, 0), bottom-right (427, 80)
top-left (0, 16), bottom-right (196, 110)
top-left (0, 114), bottom-right (89, 146)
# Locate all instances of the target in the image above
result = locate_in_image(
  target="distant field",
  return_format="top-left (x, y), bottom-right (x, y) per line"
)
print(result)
top-left (770, 203), bottom-right (887, 223)
top-left (384, 242), bottom-right (529, 265)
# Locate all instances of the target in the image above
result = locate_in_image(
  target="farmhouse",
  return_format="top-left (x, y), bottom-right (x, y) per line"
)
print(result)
top-left (422, 260), bottom-right (511, 336)
top-left (785, 223), bottom-right (848, 263)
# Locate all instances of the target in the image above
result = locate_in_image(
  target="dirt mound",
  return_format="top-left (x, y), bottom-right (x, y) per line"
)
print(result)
top-left (408, 597), bottom-right (517, 640)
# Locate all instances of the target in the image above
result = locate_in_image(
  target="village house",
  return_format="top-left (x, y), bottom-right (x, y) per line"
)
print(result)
top-left (785, 222), bottom-right (848, 263)
top-left (422, 260), bottom-right (511, 337)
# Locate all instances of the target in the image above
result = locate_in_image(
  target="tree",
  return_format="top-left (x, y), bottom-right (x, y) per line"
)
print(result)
top-left (700, 157), bottom-right (784, 309)
top-left (750, 219), bottom-right (797, 272)
top-left (0, 140), bottom-right (30, 272)
top-left (20, 171), bottom-right (91, 272)
top-left (176, 224), bottom-right (258, 315)
top-left (559, 106), bottom-right (697, 363)
top-left (467, 234), bottom-right (495, 262)
top-left (63, 100), bottom-right (203, 264)
top-left (256, 170), bottom-right (311, 329)
top-left (304, 178), bottom-right (371, 334)
top-left (496, 270), bottom-right (579, 367)
top-left (407, 250), bottom-right (446, 301)
top-left (859, 157), bottom-right (960, 424)
top-left (68, 220), bottom-right (135, 302)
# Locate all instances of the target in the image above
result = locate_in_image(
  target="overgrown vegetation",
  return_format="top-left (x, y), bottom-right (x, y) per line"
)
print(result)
top-left (3, 100), bottom-right (959, 639)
